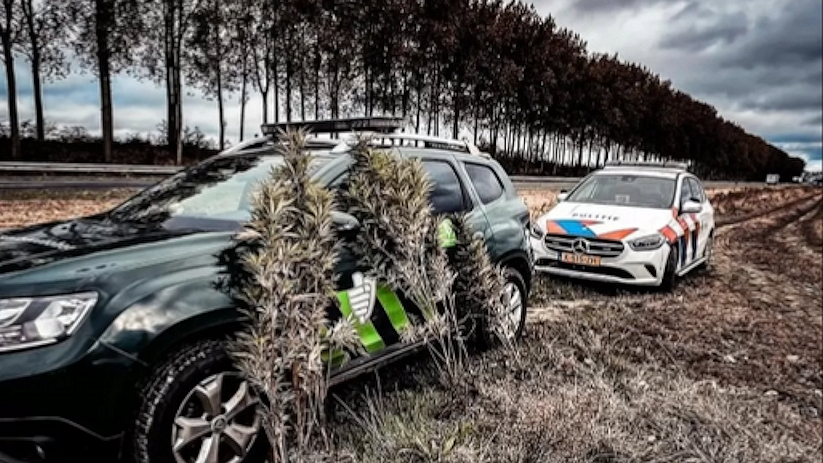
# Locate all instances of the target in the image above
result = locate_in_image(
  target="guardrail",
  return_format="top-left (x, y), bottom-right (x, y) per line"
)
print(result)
top-left (0, 161), bottom-right (179, 175)
top-left (0, 161), bottom-right (782, 191)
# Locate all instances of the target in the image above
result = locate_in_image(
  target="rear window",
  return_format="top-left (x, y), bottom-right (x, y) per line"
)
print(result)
top-left (464, 163), bottom-right (505, 204)
top-left (422, 160), bottom-right (468, 214)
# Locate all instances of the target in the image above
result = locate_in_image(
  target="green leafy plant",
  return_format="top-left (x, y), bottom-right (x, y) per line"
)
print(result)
top-left (220, 129), bottom-right (357, 462)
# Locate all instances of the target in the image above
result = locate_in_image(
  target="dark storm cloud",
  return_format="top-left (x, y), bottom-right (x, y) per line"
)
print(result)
top-left (660, 0), bottom-right (822, 68)
top-left (570, 0), bottom-right (668, 14)
top-left (659, 11), bottom-right (749, 52)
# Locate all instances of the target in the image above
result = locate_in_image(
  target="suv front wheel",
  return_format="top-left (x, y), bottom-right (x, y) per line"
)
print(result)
top-left (126, 339), bottom-right (266, 463)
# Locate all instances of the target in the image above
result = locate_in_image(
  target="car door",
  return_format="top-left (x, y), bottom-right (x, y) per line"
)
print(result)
top-left (687, 177), bottom-right (713, 259)
top-left (326, 155), bottom-right (483, 369)
top-left (419, 157), bottom-right (489, 240)
top-left (675, 177), bottom-right (697, 268)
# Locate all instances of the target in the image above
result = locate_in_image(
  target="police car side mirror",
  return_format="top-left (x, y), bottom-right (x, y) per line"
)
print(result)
top-left (681, 200), bottom-right (702, 214)
top-left (557, 192), bottom-right (569, 202)
top-left (331, 211), bottom-right (360, 238)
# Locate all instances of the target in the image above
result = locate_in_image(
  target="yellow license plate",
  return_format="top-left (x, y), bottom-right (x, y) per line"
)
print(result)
top-left (560, 253), bottom-right (602, 266)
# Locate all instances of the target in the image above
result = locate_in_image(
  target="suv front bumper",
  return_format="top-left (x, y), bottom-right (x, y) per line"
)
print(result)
top-left (0, 340), bottom-right (139, 462)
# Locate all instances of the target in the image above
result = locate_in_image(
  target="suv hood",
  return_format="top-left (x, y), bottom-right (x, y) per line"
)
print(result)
top-left (0, 216), bottom-right (234, 290)
top-left (538, 201), bottom-right (673, 240)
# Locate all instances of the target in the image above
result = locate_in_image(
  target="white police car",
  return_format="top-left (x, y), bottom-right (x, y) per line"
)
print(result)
top-left (530, 161), bottom-right (715, 289)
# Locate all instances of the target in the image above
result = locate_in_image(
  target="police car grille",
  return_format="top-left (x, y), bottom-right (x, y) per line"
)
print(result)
top-left (543, 234), bottom-right (625, 257)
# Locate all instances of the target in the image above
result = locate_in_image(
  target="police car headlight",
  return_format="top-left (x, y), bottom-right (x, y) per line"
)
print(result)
top-left (529, 222), bottom-right (545, 240)
top-left (629, 234), bottom-right (666, 251)
top-left (0, 292), bottom-right (98, 353)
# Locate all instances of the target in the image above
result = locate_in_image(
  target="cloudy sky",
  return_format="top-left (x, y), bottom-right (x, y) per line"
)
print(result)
top-left (1, 0), bottom-right (821, 170)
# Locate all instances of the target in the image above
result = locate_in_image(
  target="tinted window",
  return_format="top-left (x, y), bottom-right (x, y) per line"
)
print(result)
top-left (687, 178), bottom-right (705, 202)
top-left (566, 174), bottom-right (675, 209)
top-left (679, 178), bottom-right (694, 205)
top-left (422, 160), bottom-right (467, 214)
top-left (464, 163), bottom-right (505, 204)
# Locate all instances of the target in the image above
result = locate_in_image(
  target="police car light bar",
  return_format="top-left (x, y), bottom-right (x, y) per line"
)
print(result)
top-left (260, 117), bottom-right (406, 136)
top-left (603, 160), bottom-right (689, 171)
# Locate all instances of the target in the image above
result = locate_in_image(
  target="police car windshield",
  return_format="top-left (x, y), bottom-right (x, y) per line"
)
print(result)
top-left (567, 174), bottom-right (675, 209)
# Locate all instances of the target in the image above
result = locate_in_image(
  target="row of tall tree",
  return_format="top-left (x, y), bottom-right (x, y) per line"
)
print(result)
top-left (1, 0), bottom-right (805, 179)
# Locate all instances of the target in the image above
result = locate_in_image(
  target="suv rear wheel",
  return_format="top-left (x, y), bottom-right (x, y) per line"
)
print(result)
top-left (126, 340), bottom-right (266, 463)
top-left (481, 266), bottom-right (527, 344)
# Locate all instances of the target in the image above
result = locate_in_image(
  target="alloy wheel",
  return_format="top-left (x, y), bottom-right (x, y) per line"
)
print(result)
top-left (171, 373), bottom-right (261, 463)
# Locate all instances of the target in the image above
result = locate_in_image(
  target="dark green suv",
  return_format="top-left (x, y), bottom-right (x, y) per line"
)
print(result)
top-left (0, 118), bottom-right (532, 463)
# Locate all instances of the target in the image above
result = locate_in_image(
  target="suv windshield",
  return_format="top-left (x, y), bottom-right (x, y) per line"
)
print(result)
top-left (108, 152), bottom-right (335, 228)
top-left (567, 174), bottom-right (675, 209)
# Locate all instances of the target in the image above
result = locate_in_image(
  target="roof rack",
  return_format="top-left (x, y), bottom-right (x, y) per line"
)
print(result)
top-left (603, 160), bottom-right (689, 171)
top-left (330, 132), bottom-right (486, 158)
top-left (260, 116), bottom-right (405, 136)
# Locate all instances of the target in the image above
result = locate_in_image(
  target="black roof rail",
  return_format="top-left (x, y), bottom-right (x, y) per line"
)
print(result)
top-left (260, 117), bottom-right (406, 136)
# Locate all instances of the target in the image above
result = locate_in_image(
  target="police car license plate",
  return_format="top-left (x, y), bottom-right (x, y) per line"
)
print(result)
top-left (560, 253), bottom-right (601, 266)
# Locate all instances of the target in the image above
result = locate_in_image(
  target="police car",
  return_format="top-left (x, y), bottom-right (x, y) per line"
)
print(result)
top-left (529, 161), bottom-right (715, 289)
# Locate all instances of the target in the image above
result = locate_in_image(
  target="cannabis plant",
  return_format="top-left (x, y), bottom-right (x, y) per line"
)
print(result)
top-left (220, 130), bottom-right (355, 462)
top-left (339, 139), bottom-right (466, 383)
top-left (449, 214), bottom-right (514, 350)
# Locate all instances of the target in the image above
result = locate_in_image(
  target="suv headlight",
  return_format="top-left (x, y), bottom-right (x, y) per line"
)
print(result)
top-left (529, 221), bottom-right (545, 240)
top-left (629, 234), bottom-right (666, 251)
top-left (0, 292), bottom-right (98, 353)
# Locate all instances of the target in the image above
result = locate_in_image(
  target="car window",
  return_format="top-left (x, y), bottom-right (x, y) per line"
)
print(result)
top-left (566, 174), bottom-right (675, 209)
top-left (687, 178), bottom-right (705, 202)
top-left (464, 163), bottom-right (505, 204)
top-left (679, 178), bottom-right (694, 205)
top-left (422, 160), bottom-right (468, 214)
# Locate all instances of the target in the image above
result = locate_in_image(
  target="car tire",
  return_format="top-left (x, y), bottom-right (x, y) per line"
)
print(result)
top-left (480, 266), bottom-right (528, 346)
top-left (124, 339), bottom-right (267, 463)
top-left (660, 243), bottom-right (679, 291)
top-left (697, 232), bottom-right (714, 271)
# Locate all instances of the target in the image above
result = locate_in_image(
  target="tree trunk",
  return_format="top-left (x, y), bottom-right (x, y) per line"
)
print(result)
top-left (240, 60), bottom-right (248, 141)
top-left (22, 0), bottom-right (44, 141)
top-left (217, 65), bottom-right (225, 150)
top-left (96, 0), bottom-right (113, 162)
top-left (313, 40), bottom-right (320, 119)
top-left (273, 56), bottom-right (280, 123)
top-left (1, 28), bottom-right (20, 160)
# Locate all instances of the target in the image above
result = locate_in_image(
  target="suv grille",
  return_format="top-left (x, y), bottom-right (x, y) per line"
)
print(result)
top-left (543, 234), bottom-right (625, 257)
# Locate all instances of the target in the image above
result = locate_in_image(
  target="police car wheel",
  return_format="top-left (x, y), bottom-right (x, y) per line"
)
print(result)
top-left (660, 244), bottom-right (678, 291)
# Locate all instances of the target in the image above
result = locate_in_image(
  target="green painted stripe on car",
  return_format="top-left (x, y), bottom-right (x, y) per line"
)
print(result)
top-left (438, 218), bottom-right (457, 248)
top-left (336, 290), bottom-right (386, 353)
top-left (376, 285), bottom-right (410, 334)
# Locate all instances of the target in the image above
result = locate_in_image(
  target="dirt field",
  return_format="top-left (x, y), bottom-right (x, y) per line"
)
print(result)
top-left (1, 186), bottom-right (821, 462)
top-left (331, 186), bottom-right (823, 462)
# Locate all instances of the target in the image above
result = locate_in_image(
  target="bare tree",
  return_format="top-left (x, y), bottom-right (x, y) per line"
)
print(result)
top-left (18, 0), bottom-right (69, 141)
top-left (187, 0), bottom-right (237, 150)
top-left (140, 0), bottom-right (202, 164)
top-left (61, 0), bottom-right (143, 162)
top-left (0, 0), bottom-right (21, 159)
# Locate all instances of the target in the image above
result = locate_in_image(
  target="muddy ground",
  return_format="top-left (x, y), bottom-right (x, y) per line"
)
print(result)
top-left (1, 186), bottom-right (821, 462)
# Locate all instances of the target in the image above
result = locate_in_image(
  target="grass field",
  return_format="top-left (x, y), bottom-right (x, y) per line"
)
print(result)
top-left (1, 186), bottom-right (821, 462)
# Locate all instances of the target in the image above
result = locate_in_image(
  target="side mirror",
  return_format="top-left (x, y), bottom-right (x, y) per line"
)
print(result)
top-left (557, 192), bottom-right (569, 202)
top-left (331, 210), bottom-right (360, 237)
top-left (681, 200), bottom-right (702, 214)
